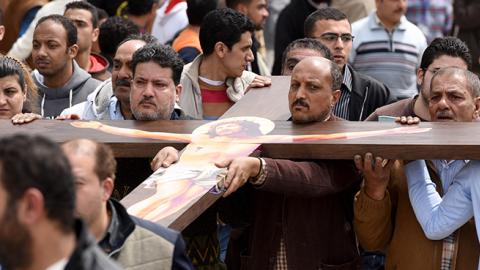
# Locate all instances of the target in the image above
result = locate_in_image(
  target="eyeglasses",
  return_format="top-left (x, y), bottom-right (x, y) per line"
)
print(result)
top-left (318, 33), bottom-right (354, 43)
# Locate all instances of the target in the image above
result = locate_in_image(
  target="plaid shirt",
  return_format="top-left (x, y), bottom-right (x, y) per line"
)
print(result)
top-left (406, 0), bottom-right (453, 43)
top-left (441, 231), bottom-right (458, 270)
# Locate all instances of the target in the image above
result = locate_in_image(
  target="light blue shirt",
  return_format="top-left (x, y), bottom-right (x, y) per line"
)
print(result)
top-left (405, 159), bottom-right (480, 242)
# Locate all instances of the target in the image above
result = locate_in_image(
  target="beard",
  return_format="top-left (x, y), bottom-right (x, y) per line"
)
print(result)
top-left (0, 206), bottom-right (33, 270)
top-left (292, 110), bottom-right (331, 124)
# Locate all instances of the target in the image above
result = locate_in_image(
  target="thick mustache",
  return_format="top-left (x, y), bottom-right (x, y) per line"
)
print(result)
top-left (116, 79), bottom-right (131, 87)
top-left (437, 111), bottom-right (453, 117)
top-left (292, 99), bottom-right (309, 108)
top-left (139, 98), bottom-right (156, 107)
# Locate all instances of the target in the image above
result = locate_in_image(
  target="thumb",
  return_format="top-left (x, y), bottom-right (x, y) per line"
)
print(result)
top-left (215, 159), bottom-right (232, 168)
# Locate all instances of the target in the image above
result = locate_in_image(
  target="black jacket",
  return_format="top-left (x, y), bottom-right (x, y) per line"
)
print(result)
top-left (272, 0), bottom-right (319, 75)
top-left (348, 66), bottom-right (392, 121)
top-left (454, 0), bottom-right (480, 73)
top-left (65, 220), bottom-right (121, 270)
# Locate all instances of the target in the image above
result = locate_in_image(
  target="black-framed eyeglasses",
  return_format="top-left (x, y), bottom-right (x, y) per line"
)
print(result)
top-left (318, 33), bottom-right (355, 43)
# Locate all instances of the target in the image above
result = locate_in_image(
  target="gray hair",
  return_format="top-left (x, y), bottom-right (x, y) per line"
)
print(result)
top-left (330, 61), bottom-right (343, 90)
top-left (431, 67), bottom-right (480, 98)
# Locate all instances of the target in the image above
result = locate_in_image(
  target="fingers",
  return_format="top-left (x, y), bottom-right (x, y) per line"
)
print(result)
top-left (214, 159), bottom-right (232, 169)
top-left (354, 153), bottom-right (373, 173)
top-left (247, 76), bottom-right (272, 91)
top-left (150, 147), bottom-right (179, 171)
top-left (56, 114), bottom-right (81, 120)
top-left (223, 163), bottom-right (249, 197)
top-left (11, 113), bottom-right (42, 125)
top-left (354, 155), bottom-right (363, 171)
top-left (395, 116), bottom-right (420, 125)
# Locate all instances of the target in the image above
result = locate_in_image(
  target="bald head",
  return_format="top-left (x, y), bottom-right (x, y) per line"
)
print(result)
top-left (289, 57), bottom-right (342, 123)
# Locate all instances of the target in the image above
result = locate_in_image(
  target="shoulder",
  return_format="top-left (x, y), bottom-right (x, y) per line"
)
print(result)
top-left (351, 68), bottom-right (389, 90)
top-left (372, 98), bottom-right (414, 117)
top-left (131, 216), bottom-right (181, 245)
top-left (352, 13), bottom-right (372, 32)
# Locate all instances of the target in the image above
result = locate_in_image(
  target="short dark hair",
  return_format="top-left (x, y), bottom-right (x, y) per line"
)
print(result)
top-left (432, 67), bottom-right (480, 98)
top-left (126, 0), bottom-right (156, 16)
top-left (304, 8), bottom-right (348, 37)
top-left (330, 61), bottom-right (343, 90)
top-left (282, 38), bottom-right (333, 71)
top-left (117, 33), bottom-right (158, 51)
top-left (131, 43), bottom-right (184, 85)
top-left (99, 16), bottom-right (140, 58)
top-left (36, 15), bottom-right (78, 47)
top-left (0, 135), bottom-right (75, 233)
top-left (225, 0), bottom-right (252, 8)
top-left (65, 1), bottom-right (99, 28)
top-left (187, 0), bottom-right (218, 26)
top-left (420, 37), bottom-right (472, 70)
top-left (199, 8), bottom-right (255, 56)
top-left (96, 7), bottom-right (108, 21)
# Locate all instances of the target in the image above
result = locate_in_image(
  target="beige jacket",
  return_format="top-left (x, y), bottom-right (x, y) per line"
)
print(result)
top-left (178, 55), bottom-right (257, 119)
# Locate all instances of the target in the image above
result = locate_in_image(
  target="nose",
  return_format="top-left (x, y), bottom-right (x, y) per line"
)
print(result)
top-left (263, 8), bottom-right (269, 18)
top-left (142, 82), bottom-right (155, 98)
top-left (118, 65), bottom-right (132, 80)
top-left (36, 45), bottom-right (47, 58)
top-left (334, 37), bottom-right (344, 49)
top-left (436, 96), bottom-right (450, 110)
top-left (295, 85), bottom-right (308, 99)
top-left (0, 93), bottom-right (7, 106)
top-left (399, 0), bottom-right (407, 10)
top-left (246, 49), bottom-right (254, 63)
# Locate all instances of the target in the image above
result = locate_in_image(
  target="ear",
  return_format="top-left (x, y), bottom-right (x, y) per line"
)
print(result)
top-left (214, 42), bottom-right (228, 59)
top-left (101, 177), bottom-right (114, 202)
top-left (23, 90), bottom-right (27, 102)
top-left (0, 26), bottom-right (5, 41)
top-left (236, 3), bottom-right (248, 15)
top-left (331, 89), bottom-right (341, 106)
top-left (416, 68), bottom-right (425, 86)
top-left (17, 188), bottom-right (45, 226)
top-left (175, 84), bottom-right (183, 103)
top-left (68, 44), bottom-right (79, 59)
top-left (92, 27), bottom-right (100, 43)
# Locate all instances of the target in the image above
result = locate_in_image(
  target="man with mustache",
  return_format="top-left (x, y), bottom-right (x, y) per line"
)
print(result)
top-left (354, 67), bottom-right (480, 269)
top-left (61, 34), bottom-right (157, 120)
top-left (366, 37), bottom-right (472, 121)
top-left (129, 43), bottom-right (188, 121)
top-left (32, 14), bottom-right (101, 118)
top-left (0, 135), bottom-right (120, 270)
top-left (211, 57), bottom-right (362, 268)
top-left (304, 7), bottom-right (391, 121)
top-left (350, 0), bottom-right (427, 101)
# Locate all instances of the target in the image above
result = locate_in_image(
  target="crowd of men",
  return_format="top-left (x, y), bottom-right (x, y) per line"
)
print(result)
top-left (0, 0), bottom-right (479, 269)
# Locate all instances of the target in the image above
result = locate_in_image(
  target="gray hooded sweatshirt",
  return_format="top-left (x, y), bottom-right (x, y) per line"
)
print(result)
top-left (33, 60), bottom-right (101, 118)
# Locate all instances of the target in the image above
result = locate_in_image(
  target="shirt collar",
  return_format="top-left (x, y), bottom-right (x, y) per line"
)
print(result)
top-left (371, 11), bottom-right (407, 31)
top-left (342, 66), bottom-right (353, 92)
top-left (98, 200), bottom-right (135, 254)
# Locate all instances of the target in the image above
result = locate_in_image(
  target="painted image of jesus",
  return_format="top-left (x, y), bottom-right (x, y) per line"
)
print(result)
top-left (72, 116), bottom-right (431, 225)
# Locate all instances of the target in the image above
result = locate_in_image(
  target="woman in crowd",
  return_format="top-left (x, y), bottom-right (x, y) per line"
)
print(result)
top-left (0, 56), bottom-right (40, 121)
